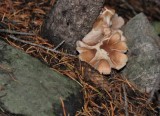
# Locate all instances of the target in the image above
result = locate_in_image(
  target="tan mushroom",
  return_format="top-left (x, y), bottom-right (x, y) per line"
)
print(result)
top-left (77, 30), bottom-right (128, 74)
top-left (82, 7), bottom-right (116, 46)
top-left (83, 7), bottom-right (125, 45)
top-left (76, 7), bottom-right (128, 75)
top-left (100, 31), bottom-right (128, 70)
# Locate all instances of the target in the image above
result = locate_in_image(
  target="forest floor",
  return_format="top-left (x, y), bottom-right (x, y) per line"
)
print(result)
top-left (0, 0), bottom-right (159, 116)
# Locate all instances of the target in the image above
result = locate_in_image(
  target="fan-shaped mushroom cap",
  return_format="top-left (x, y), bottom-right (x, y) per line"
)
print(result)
top-left (93, 7), bottom-right (115, 30)
top-left (95, 59), bottom-right (111, 74)
top-left (111, 14), bottom-right (125, 29)
top-left (82, 29), bottom-right (103, 46)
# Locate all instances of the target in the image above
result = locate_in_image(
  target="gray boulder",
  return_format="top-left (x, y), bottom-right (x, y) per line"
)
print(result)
top-left (123, 13), bottom-right (160, 93)
top-left (42, 0), bottom-right (105, 54)
top-left (0, 40), bottom-right (82, 116)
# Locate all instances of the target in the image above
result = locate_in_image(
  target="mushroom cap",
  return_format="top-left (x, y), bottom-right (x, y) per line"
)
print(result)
top-left (95, 59), bottom-right (111, 74)
top-left (111, 14), bottom-right (125, 29)
top-left (93, 7), bottom-right (115, 30)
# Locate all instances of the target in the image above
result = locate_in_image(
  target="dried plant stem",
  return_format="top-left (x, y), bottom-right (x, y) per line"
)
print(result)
top-left (8, 35), bottom-right (76, 57)
top-left (122, 84), bottom-right (129, 116)
top-left (0, 29), bottom-right (35, 36)
top-left (60, 97), bottom-right (67, 116)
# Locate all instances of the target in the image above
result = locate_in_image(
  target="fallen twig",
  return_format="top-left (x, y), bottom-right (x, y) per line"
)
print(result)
top-left (0, 29), bottom-right (35, 36)
top-left (122, 84), bottom-right (129, 116)
top-left (8, 35), bottom-right (76, 57)
top-left (53, 40), bottom-right (65, 50)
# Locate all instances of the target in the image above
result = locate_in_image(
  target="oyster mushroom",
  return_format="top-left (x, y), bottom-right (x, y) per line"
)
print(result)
top-left (82, 7), bottom-right (125, 46)
top-left (82, 7), bottom-right (115, 45)
top-left (76, 7), bottom-right (127, 75)
top-left (76, 30), bottom-right (128, 75)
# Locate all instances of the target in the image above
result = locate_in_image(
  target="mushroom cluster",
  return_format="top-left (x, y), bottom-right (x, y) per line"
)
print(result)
top-left (76, 7), bottom-right (128, 75)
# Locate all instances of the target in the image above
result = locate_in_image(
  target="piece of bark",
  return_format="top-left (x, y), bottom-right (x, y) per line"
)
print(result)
top-left (42, 0), bottom-right (105, 54)
top-left (122, 13), bottom-right (160, 93)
